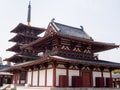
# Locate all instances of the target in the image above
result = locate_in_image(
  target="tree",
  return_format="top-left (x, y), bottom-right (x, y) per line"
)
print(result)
top-left (112, 69), bottom-right (120, 74)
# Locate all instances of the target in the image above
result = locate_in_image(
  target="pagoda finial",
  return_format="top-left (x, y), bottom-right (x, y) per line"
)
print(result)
top-left (27, 1), bottom-right (31, 26)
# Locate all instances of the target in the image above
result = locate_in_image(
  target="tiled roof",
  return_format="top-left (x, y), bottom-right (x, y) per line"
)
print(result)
top-left (3, 55), bottom-right (120, 72)
top-left (1, 60), bottom-right (37, 72)
top-left (51, 55), bottom-right (120, 68)
top-left (52, 22), bottom-right (93, 40)
top-left (0, 65), bottom-right (10, 69)
top-left (11, 23), bottom-right (45, 34)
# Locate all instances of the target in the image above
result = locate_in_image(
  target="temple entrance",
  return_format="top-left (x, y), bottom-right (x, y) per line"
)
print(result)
top-left (82, 71), bottom-right (92, 87)
top-left (20, 71), bottom-right (26, 85)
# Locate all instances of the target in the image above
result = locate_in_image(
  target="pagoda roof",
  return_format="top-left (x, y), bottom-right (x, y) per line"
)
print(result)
top-left (3, 55), bottom-right (120, 72)
top-left (51, 22), bottom-right (93, 40)
top-left (6, 44), bottom-right (21, 53)
top-left (11, 23), bottom-right (45, 35)
top-left (4, 54), bottom-right (39, 63)
top-left (9, 33), bottom-right (39, 42)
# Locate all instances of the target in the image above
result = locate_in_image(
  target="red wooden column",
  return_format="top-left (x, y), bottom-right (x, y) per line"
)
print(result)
top-left (31, 67), bottom-right (33, 86)
top-left (110, 70), bottom-right (112, 79)
top-left (91, 70), bottom-right (93, 87)
top-left (77, 64), bottom-right (83, 76)
top-left (101, 71), bottom-right (103, 78)
top-left (77, 64), bottom-right (83, 87)
top-left (38, 69), bottom-right (40, 86)
top-left (25, 71), bottom-right (28, 84)
top-left (17, 73), bottom-right (19, 84)
top-left (11, 74), bottom-right (14, 84)
top-left (14, 73), bottom-right (17, 84)
top-left (17, 72), bottom-right (20, 84)
top-left (12, 73), bottom-right (15, 84)
top-left (44, 63), bottom-right (48, 86)
top-left (52, 61), bottom-right (57, 87)
top-left (64, 63), bottom-right (70, 87)
top-left (98, 67), bottom-right (104, 87)
top-left (66, 66), bottom-right (69, 87)
top-left (90, 66), bottom-right (94, 87)
top-left (106, 69), bottom-right (113, 87)
top-left (45, 68), bottom-right (47, 86)
top-left (100, 67), bottom-right (104, 78)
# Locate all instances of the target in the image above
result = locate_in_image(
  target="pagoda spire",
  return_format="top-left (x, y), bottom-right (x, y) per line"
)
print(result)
top-left (27, 1), bottom-right (31, 26)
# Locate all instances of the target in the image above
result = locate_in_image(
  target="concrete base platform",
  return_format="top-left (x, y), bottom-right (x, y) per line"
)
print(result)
top-left (16, 86), bottom-right (120, 90)
top-left (17, 87), bottom-right (51, 90)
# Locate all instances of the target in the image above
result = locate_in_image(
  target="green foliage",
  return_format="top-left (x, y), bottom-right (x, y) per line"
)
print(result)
top-left (112, 69), bottom-right (120, 74)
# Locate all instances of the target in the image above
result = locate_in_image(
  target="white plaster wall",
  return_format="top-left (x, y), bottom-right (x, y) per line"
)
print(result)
top-left (32, 71), bottom-right (38, 86)
top-left (56, 69), bottom-right (66, 86)
top-left (47, 69), bottom-right (53, 86)
top-left (68, 70), bottom-right (79, 86)
top-left (27, 72), bottom-right (32, 85)
top-left (48, 65), bottom-right (52, 68)
top-left (93, 71), bottom-right (102, 86)
top-left (39, 70), bottom-right (45, 86)
top-left (103, 72), bottom-right (110, 78)
top-left (57, 64), bottom-right (65, 68)
top-left (103, 72), bottom-right (110, 86)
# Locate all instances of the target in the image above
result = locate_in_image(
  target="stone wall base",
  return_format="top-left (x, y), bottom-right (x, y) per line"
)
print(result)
top-left (16, 86), bottom-right (120, 90)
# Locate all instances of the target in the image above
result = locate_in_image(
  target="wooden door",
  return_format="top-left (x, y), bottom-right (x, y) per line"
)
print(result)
top-left (96, 77), bottom-right (104, 87)
top-left (82, 71), bottom-right (91, 87)
top-left (0, 77), bottom-right (3, 86)
top-left (59, 75), bottom-right (68, 87)
top-left (106, 78), bottom-right (112, 87)
top-left (72, 76), bottom-right (82, 87)
top-left (7, 77), bottom-right (12, 84)
top-left (20, 71), bottom-right (26, 84)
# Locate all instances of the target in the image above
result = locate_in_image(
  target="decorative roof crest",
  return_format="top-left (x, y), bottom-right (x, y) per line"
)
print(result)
top-left (51, 18), bottom-right (55, 23)
top-left (80, 26), bottom-right (84, 30)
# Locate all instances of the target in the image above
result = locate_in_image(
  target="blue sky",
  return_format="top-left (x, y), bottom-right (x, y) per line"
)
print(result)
top-left (0, 0), bottom-right (120, 63)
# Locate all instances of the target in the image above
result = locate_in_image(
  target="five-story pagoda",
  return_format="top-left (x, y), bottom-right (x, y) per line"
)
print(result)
top-left (5, 23), bottom-right (45, 64)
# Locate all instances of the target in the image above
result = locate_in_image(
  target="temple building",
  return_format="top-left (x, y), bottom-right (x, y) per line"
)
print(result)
top-left (1, 1), bottom-right (120, 89)
top-left (112, 74), bottom-right (120, 88)
top-left (2, 20), bottom-right (120, 88)
top-left (0, 57), bottom-right (12, 86)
